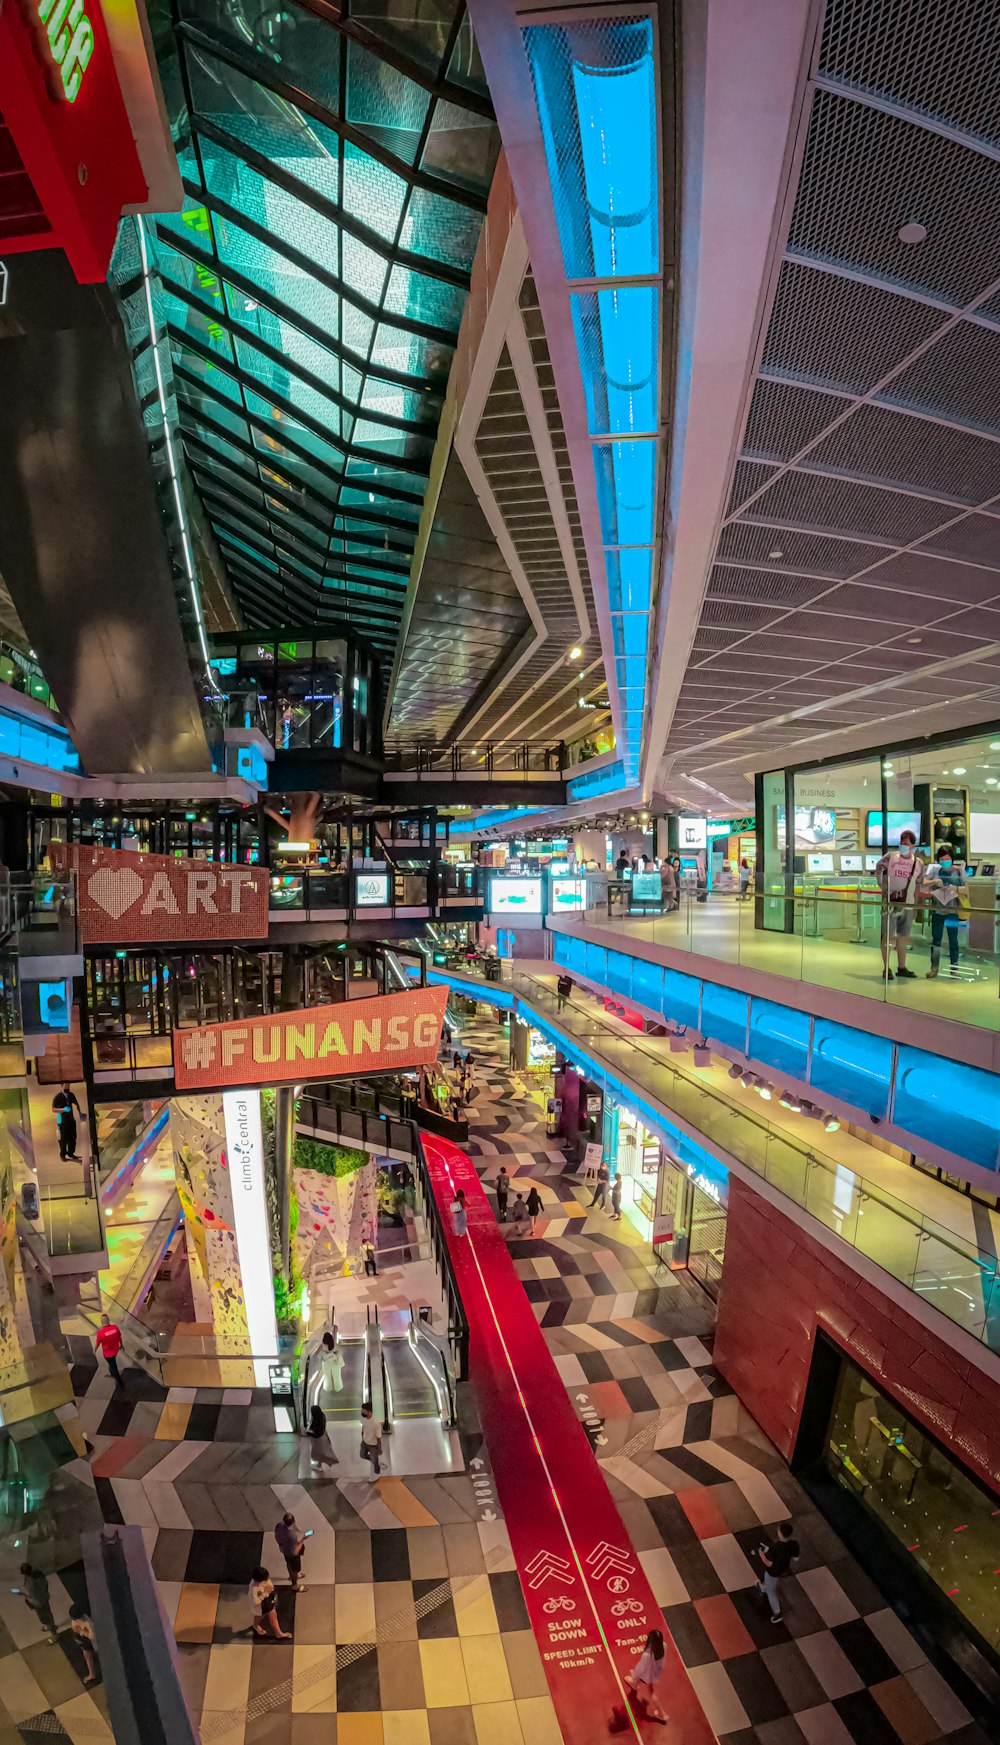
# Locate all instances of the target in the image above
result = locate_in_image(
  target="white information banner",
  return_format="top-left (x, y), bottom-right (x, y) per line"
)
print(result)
top-left (223, 1088), bottom-right (279, 1383)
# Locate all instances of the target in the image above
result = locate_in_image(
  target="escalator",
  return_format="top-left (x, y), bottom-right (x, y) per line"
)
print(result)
top-left (376, 1306), bottom-right (456, 1427)
top-left (300, 1320), bottom-right (369, 1421)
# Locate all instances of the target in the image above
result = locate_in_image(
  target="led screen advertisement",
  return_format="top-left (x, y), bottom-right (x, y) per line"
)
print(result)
top-left (173, 985), bottom-right (448, 1092)
top-left (550, 878), bottom-right (586, 911)
top-left (487, 877), bottom-right (543, 914)
top-left (50, 844), bottom-right (269, 944)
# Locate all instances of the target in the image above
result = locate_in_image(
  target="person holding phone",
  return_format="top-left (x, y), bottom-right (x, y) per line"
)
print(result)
top-left (756, 1520), bottom-right (799, 1623)
top-left (274, 1513), bottom-right (308, 1592)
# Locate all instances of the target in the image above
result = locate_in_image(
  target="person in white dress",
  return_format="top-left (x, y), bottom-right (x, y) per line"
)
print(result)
top-left (625, 1629), bottom-right (667, 1722)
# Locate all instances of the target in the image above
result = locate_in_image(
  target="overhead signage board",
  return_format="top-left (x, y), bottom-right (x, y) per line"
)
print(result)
top-left (221, 1089), bottom-right (279, 1382)
top-left (488, 876), bottom-right (543, 914)
top-left (50, 844), bottom-right (269, 943)
top-left (678, 818), bottom-right (706, 850)
top-left (173, 985), bottom-right (449, 1092)
top-left (0, 0), bottom-right (147, 281)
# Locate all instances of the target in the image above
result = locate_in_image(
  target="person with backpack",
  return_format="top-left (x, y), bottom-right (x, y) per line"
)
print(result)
top-left (494, 1167), bottom-right (510, 1222)
top-left (756, 1519), bottom-right (799, 1622)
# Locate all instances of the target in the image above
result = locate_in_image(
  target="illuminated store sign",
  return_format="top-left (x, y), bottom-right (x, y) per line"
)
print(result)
top-left (34, 0), bottom-right (94, 102)
top-left (50, 844), bottom-right (268, 944)
top-left (174, 985), bottom-right (448, 1091)
top-left (222, 1089), bottom-right (278, 1382)
top-left (678, 818), bottom-right (706, 850)
top-left (355, 873), bottom-right (390, 907)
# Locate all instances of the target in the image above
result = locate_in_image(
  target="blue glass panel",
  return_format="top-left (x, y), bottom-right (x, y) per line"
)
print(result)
top-left (811, 1018), bottom-right (893, 1122)
top-left (593, 440), bottom-right (657, 546)
top-left (583, 942), bottom-right (608, 987)
top-left (604, 949), bottom-right (632, 996)
top-left (611, 615), bottom-right (649, 658)
top-left (571, 286), bottom-right (658, 435)
top-left (606, 548), bottom-right (653, 613)
top-left (748, 999), bottom-right (811, 1080)
top-left (701, 982), bottom-right (749, 1053)
top-left (567, 760), bottom-right (626, 801)
top-left (661, 967), bottom-right (700, 1031)
top-left (523, 18), bottom-right (658, 280)
top-left (631, 956), bottom-right (664, 1011)
top-left (894, 1047), bottom-right (1000, 1173)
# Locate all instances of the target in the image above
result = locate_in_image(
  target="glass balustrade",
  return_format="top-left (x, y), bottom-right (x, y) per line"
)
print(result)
top-left (495, 970), bottom-right (1000, 1356)
top-left (586, 887), bottom-right (1000, 1031)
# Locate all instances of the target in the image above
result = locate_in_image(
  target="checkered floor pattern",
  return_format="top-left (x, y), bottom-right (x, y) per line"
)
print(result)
top-left (0, 1008), bottom-right (988, 1743)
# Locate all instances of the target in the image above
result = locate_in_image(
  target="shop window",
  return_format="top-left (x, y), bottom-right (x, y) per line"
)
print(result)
top-left (800, 1342), bottom-right (1000, 1701)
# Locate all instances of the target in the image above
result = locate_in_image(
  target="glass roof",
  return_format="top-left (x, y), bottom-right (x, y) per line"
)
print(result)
top-left (147, 0), bottom-right (497, 656)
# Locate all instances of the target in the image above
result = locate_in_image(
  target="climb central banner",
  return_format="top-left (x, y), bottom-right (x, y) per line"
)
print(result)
top-left (172, 985), bottom-right (448, 1091)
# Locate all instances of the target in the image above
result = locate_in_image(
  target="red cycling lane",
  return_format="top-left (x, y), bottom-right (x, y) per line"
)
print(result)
top-left (421, 1135), bottom-right (716, 1745)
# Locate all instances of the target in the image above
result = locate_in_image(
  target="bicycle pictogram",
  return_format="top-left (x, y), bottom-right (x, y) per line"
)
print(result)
top-left (542, 1595), bottom-right (576, 1615)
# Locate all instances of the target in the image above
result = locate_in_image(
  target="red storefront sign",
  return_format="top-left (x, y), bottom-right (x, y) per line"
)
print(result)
top-left (50, 844), bottom-right (269, 944)
top-left (421, 1134), bottom-right (715, 1745)
top-left (173, 986), bottom-right (448, 1092)
top-left (0, 0), bottom-right (147, 281)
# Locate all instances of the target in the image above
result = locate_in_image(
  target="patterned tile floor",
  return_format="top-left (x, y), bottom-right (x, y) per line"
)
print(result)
top-left (0, 1014), bottom-right (989, 1743)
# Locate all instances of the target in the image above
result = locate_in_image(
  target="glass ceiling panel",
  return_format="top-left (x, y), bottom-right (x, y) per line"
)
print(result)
top-left (150, 0), bottom-right (495, 642)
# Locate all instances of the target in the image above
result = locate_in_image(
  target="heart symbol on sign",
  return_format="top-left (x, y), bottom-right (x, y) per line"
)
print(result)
top-left (87, 866), bottom-right (144, 920)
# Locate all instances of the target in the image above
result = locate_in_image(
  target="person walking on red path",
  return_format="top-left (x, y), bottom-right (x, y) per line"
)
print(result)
top-left (94, 1319), bottom-right (124, 1388)
top-left (611, 1629), bottom-right (667, 1728)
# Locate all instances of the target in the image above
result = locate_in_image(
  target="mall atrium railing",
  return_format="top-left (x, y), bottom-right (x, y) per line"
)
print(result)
top-left (461, 964), bottom-right (1000, 1358)
top-left (268, 864), bottom-right (481, 918)
top-left (589, 885), bottom-right (1000, 1033)
top-left (383, 739), bottom-right (566, 776)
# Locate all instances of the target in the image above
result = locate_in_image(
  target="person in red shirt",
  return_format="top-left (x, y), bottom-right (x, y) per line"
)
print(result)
top-left (95, 1320), bottom-right (124, 1389)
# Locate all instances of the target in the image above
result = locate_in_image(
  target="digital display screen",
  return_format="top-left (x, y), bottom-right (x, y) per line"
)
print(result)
top-left (807, 853), bottom-right (835, 873)
top-left (866, 811), bottom-right (921, 847)
top-left (839, 855), bottom-right (863, 873)
top-left (631, 872), bottom-right (664, 901)
top-left (488, 877), bottom-right (543, 914)
top-left (550, 879), bottom-right (586, 910)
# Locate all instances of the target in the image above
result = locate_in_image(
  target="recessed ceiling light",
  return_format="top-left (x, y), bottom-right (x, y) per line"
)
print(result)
top-left (767, 549), bottom-right (783, 560)
top-left (907, 636), bottom-right (922, 644)
top-left (988, 778), bottom-right (998, 786)
top-left (953, 766), bottom-right (967, 775)
top-left (898, 221), bottom-right (928, 246)
top-left (992, 741), bottom-right (1000, 751)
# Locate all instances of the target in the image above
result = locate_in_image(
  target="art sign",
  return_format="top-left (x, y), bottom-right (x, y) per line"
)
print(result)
top-left (173, 985), bottom-right (448, 1092)
top-left (50, 844), bottom-right (269, 944)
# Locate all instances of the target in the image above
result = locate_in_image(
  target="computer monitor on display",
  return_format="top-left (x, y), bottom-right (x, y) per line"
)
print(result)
top-left (840, 854), bottom-right (862, 872)
top-left (806, 852), bottom-right (835, 873)
top-left (866, 810), bottom-right (922, 847)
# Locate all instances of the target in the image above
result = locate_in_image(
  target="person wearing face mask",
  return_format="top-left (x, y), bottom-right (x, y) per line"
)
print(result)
top-left (923, 842), bottom-right (967, 978)
top-left (875, 828), bottom-right (924, 980)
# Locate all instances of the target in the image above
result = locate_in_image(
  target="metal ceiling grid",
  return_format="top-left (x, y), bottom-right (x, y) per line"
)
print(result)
top-left (144, 0), bottom-right (497, 659)
top-left (659, 0), bottom-right (1000, 801)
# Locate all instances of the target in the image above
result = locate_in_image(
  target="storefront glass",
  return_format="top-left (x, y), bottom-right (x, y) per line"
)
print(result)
top-left (610, 1100), bottom-right (659, 1238)
top-left (818, 1348), bottom-right (1000, 1668)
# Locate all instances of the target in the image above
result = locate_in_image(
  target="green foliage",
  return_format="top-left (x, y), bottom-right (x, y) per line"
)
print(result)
top-left (293, 1136), bottom-right (366, 1178)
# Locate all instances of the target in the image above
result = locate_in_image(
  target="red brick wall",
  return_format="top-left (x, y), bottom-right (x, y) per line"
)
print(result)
top-left (715, 1175), bottom-right (1000, 1497)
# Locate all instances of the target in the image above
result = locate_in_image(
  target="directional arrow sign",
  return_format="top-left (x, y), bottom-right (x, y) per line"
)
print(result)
top-left (524, 1548), bottom-right (574, 1590)
top-left (481, 1508), bottom-right (497, 1522)
top-left (587, 1542), bottom-right (635, 1582)
top-left (470, 1456), bottom-right (485, 1469)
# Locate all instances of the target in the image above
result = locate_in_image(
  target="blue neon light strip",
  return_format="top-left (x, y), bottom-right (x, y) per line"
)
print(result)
top-left (469, 806), bottom-right (548, 832)
top-left (523, 15), bottom-right (661, 799)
